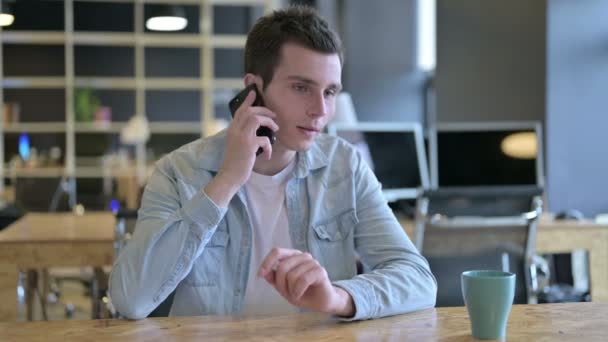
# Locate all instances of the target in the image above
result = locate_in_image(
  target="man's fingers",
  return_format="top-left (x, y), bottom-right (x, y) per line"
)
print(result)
top-left (256, 136), bottom-right (273, 160)
top-left (243, 115), bottom-right (279, 135)
top-left (240, 90), bottom-right (257, 110)
top-left (286, 260), bottom-right (320, 299)
top-left (258, 248), bottom-right (302, 277)
top-left (234, 91), bottom-right (276, 122)
top-left (274, 253), bottom-right (314, 297)
top-left (263, 269), bottom-right (276, 285)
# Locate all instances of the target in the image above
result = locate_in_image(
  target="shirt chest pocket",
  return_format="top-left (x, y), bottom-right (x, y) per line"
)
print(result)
top-left (183, 229), bottom-right (230, 287)
top-left (311, 210), bottom-right (358, 280)
top-left (312, 209), bottom-right (357, 242)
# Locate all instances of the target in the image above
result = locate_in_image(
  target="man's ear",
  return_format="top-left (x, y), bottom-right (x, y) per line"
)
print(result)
top-left (243, 73), bottom-right (264, 90)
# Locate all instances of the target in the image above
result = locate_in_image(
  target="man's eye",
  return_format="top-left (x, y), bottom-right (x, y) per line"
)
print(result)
top-left (293, 84), bottom-right (308, 92)
top-left (324, 89), bottom-right (338, 97)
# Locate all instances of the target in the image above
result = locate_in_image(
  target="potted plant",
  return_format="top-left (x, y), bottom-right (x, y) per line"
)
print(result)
top-left (74, 88), bottom-right (100, 123)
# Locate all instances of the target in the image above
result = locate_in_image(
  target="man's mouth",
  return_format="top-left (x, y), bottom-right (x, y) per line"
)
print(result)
top-left (297, 126), bottom-right (321, 138)
top-left (297, 126), bottom-right (320, 132)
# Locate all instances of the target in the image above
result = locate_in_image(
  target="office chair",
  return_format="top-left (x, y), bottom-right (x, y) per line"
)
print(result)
top-left (414, 186), bottom-right (544, 306)
top-left (13, 176), bottom-right (73, 212)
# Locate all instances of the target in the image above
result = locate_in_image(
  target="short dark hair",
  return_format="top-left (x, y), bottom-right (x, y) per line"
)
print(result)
top-left (244, 6), bottom-right (343, 89)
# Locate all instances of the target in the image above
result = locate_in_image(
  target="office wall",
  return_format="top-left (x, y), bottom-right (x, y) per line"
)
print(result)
top-left (546, 0), bottom-right (608, 216)
top-left (435, 0), bottom-right (546, 122)
top-left (339, 0), bottom-right (426, 122)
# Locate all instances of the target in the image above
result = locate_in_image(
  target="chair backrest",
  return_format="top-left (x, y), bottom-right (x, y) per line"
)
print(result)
top-left (415, 186), bottom-right (543, 306)
top-left (113, 209), bottom-right (175, 317)
top-left (423, 185), bottom-right (543, 217)
top-left (0, 202), bottom-right (24, 231)
top-left (14, 177), bottom-right (72, 212)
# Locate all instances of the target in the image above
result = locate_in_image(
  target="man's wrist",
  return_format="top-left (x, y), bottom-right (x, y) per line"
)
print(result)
top-left (331, 286), bottom-right (355, 317)
top-left (203, 174), bottom-right (240, 208)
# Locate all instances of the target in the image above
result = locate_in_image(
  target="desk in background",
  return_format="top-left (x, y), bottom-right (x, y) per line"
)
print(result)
top-left (0, 212), bottom-right (115, 321)
top-left (399, 216), bottom-right (608, 302)
top-left (0, 303), bottom-right (605, 341)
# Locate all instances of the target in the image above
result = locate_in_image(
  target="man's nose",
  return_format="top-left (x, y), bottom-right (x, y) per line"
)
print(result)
top-left (308, 93), bottom-right (328, 117)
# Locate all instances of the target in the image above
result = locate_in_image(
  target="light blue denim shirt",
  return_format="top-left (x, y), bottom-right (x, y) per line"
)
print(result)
top-left (109, 130), bottom-right (437, 320)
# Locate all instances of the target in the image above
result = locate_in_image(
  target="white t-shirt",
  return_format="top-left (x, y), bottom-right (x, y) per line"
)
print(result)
top-left (241, 159), bottom-right (299, 316)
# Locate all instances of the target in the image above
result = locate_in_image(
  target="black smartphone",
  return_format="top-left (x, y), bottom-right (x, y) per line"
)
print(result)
top-left (228, 84), bottom-right (276, 156)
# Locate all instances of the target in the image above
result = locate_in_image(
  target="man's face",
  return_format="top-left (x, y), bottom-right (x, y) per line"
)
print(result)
top-left (261, 42), bottom-right (342, 152)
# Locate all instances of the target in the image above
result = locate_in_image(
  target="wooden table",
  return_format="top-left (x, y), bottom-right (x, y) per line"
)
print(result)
top-left (0, 212), bottom-right (115, 322)
top-left (0, 303), bottom-right (605, 341)
top-left (400, 217), bottom-right (608, 302)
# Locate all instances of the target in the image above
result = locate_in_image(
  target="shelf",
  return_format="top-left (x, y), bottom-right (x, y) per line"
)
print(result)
top-left (145, 78), bottom-right (202, 90)
top-left (74, 77), bottom-right (214, 90)
top-left (214, 78), bottom-right (244, 89)
top-left (149, 121), bottom-right (202, 134)
top-left (74, 122), bottom-right (125, 133)
top-left (78, 165), bottom-right (155, 179)
top-left (3, 166), bottom-right (65, 178)
top-left (3, 31), bottom-right (249, 48)
top-left (73, 32), bottom-right (135, 46)
top-left (1, 31), bottom-right (65, 45)
top-left (1, 123), bottom-right (206, 135)
top-left (142, 34), bottom-right (199, 48)
top-left (74, 77), bottom-right (136, 89)
top-left (75, 121), bottom-right (204, 134)
top-left (3, 76), bottom-right (242, 90)
top-left (209, 35), bottom-right (247, 48)
top-left (2, 122), bottom-right (66, 133)
top-left (74, 166), bottom-right (140, 178)
top-left (3, 77), bottom-right (65, 89)
top-left (1, 165), bottom-right (151, 178)
top-left (1, 121), bottom-right (207, 134)
top-left (70, 77), bottom-right (239, 90)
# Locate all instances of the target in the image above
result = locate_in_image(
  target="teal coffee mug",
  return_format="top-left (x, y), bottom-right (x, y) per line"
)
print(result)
top-left (461, 270), bottom-right (516, 340)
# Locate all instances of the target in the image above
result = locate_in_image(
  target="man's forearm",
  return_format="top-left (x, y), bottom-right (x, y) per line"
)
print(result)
top-left (203, 174), bottom-right (240, 208)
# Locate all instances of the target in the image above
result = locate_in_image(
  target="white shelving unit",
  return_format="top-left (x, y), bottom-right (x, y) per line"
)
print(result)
top-left (0, 0), bottom-right (279, 197)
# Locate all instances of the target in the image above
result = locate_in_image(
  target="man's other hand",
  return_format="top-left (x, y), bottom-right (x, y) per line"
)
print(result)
top-left (258, 247), bottom-right (355, 317)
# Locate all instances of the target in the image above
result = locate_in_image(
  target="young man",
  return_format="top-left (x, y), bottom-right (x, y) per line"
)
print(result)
top-left (109, 6), bottom-right (436, 320)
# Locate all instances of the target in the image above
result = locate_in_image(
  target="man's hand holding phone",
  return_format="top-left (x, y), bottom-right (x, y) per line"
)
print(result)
top-left (204, 89), bottom-right (279, 207)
